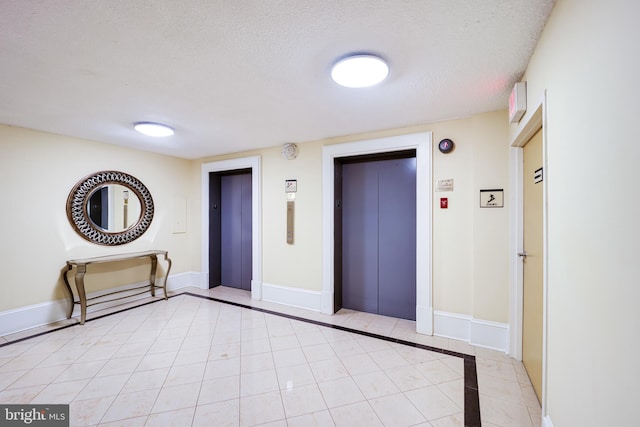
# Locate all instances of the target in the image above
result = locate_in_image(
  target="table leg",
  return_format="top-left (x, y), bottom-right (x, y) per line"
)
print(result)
top-left (62, 264), bottom-right (74, 319)
top-left (149, 255), bottom-right (158, 297)
top-left (162, 253), bottom-right (172, 300)
top-left (75, 264), bottom-right (88, 325)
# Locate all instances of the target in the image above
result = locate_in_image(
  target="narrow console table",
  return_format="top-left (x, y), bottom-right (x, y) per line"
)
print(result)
top-left (62, 250), bottom-right (172, 324)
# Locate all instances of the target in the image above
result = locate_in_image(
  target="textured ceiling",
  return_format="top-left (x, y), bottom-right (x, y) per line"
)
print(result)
top-left (0, 0), bottom-right (556, 159)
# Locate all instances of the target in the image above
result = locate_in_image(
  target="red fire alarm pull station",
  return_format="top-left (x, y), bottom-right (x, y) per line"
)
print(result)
top-left (440, 198), bottom-right (448, 209)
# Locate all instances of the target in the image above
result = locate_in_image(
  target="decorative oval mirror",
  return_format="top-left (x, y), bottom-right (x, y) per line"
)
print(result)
top-left (67, 171), bottom-right (154, 245)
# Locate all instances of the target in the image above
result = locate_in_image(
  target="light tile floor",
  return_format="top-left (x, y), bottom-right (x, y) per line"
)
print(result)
top-left (0, 286), bottom-right (541, 426)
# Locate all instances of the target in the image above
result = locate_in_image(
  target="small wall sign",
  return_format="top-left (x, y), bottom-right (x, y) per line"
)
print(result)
top-left (285, 179), bottom-right (297, 193)
top-left (480, 189), bottom-right (504, 208)
top-left (534, 168), bottom-right (543, 184)
top-left (436, 179), bottom-right (454, 192)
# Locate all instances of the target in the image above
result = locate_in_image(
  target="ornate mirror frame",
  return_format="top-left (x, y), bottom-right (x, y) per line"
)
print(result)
top-left (66, 171), bottom-right (154, 245)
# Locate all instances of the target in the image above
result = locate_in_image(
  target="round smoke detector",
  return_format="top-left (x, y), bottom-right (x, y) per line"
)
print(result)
top-left (281, 143), bottom-right (299, 160)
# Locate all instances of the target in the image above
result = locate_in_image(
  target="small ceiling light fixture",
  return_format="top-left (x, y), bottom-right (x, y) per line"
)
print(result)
top-left (133, 122), bottom-right (175, 137)
top-left (331, 54), bottom-right (389, 88)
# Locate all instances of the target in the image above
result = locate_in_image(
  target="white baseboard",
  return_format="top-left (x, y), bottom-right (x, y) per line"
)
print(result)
top-left (0, 299), bottom-right (69, 338)
top-left (434, 310), bottom-right (509, 353)
top-left (0, 272), bottom-right (201, 337)
top-left (469, 318), bottom-right (509, 352)
top-left (168, 271), bottom-right (204, 291)
top-left (434, 310), bottom-right (471, 341)
top-left (261, 282), bottom-right (322, 312)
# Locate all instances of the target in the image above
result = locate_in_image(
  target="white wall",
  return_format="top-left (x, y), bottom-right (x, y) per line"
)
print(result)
top-left (512, 0), bottom-right (640, 425)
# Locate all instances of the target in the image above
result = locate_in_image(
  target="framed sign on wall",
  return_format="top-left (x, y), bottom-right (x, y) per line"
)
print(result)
top-left (480, 189), bottom-right (504, 208)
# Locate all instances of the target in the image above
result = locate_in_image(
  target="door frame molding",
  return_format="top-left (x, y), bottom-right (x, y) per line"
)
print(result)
top-left (509, 92), bottom-right (548, 412)
top-left (321, 132), bottom-right (433, 334)
top-left (201, 156), bottom-right (262, 299)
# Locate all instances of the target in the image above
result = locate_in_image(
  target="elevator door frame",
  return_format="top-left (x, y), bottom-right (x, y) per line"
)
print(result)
top-left (201, 156), bottom-right (262, 299)
top-left (321, 132), bottom-right (433, 335)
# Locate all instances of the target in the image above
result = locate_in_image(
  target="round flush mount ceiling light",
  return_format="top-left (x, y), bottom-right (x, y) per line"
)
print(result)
top-left (331, 54), bottom-right (389, 88)
top-left (133, 122), bottom-right (174, 137)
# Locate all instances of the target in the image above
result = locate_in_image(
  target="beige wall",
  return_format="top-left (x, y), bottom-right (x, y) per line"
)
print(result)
top-left (198, 110), bottom-right (511, 323)
top-left (512, 0), bottom-right (639, 424)
top-left (262, 143), bottom-right (324, 290)
top-left (0, 124), bottom-right (196, 311)
top-left (1, 110), bottom-right (510, 330)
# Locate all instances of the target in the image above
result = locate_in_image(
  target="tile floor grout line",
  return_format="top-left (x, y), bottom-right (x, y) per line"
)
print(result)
top-left (184, 292), bottom-right (474, 361)
top-left (0, 296), bottom-right (175, 348)
top-left (0, 290), bottom-right (482, 426)
top-left (0, 322), bottom-right (79, 348)
top-left (183, 291), bottom-right (481, 427)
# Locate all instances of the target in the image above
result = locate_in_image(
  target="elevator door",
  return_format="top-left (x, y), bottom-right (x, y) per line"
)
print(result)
top-left (209, 170), bottom-right (252, 290)
top-left (341, 155), bottom-right (416, 320)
